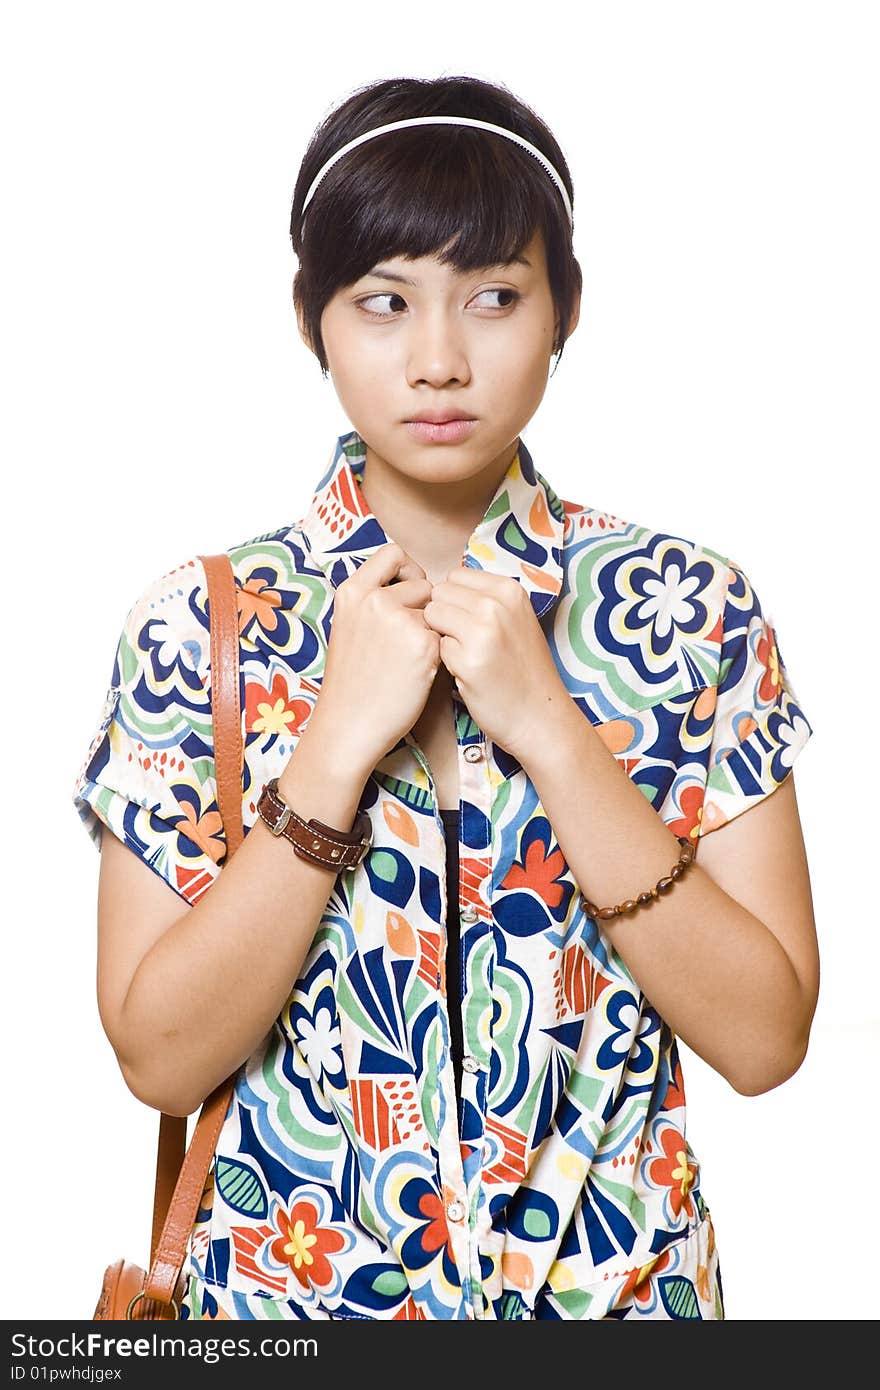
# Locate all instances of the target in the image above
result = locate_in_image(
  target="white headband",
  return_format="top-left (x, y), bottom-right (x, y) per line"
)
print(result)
top-left (299, 115), bottom-right (574, 232)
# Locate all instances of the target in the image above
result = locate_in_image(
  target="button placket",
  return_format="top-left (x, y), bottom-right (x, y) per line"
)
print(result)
top-left (403, 727), bottom-right (472, 1295)
top-left (455, 724), bottom-right (495, 1316)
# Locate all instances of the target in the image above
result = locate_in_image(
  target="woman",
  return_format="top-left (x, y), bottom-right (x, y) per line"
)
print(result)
top-left (72, 74), bottom-right (818, 1321)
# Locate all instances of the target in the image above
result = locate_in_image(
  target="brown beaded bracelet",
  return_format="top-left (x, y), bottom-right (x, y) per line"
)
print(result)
top-left (579, 836), bottom-right (697, 922)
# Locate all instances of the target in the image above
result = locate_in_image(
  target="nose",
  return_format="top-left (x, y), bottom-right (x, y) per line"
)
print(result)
top-left (405, 307), bottom-right (472, 389)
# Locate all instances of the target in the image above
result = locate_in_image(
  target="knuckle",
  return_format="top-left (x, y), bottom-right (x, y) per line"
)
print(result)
top-left (365, 587), bottom-right (384, 613)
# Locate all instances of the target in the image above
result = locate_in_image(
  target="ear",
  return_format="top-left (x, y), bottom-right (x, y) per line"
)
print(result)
top-left (292, 277), bottom-right (315, 354)
top-left (567, 283), bottom-right (582, 338)
top-left (552, 284), bottom-right (582, 357)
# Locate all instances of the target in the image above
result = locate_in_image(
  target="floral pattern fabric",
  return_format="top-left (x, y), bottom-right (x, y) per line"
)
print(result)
top-left (72, 430), bottom-right (812, 1320)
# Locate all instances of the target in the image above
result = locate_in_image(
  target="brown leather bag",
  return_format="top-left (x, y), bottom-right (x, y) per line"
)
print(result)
top-left (94, 553), bottom-right (244, 1319)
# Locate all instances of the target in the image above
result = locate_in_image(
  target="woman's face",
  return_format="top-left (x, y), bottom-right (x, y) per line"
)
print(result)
top-left (307, 229), bottom-right (577, 485)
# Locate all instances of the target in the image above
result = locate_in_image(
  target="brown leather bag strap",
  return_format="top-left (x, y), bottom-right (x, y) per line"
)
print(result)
top-left (149, 1112), bottom-right (187, 1267)
top-left (144, 553), bottom-right (244, 1303)
top-left (145, 1077), bottom-right (238, 1304)
top-left (203, 552), bottom-right (245, 858)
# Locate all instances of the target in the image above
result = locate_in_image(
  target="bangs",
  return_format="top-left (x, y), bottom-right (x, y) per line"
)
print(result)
top-left (301, 128), bottom-right (558, 288)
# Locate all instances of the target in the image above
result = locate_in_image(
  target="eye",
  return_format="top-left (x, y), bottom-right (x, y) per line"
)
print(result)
top-left (356, 292), bottom-right (407, 318)
top-left (470, 288), bottom-right (520, 310)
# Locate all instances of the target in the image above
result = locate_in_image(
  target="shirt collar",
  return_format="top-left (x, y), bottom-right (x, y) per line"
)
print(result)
top-left (299, 430), bottom-right (565, 618)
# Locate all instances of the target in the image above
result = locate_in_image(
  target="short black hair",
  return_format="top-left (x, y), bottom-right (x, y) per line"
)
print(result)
top-left (290, 75), bottom-right (582, 375)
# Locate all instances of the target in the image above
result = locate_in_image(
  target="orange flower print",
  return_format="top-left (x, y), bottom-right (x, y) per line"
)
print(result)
top-left (647, 1125), bottom-right (697, 1219)
top-left (245, 674), bottom-right (310, 738)
top-left (237, 577), bottom-right (283, 635)
top-left (177, 800), bottom-right (225, 862)
top-left (757, 624), bottom-right (781, 705)
top-left (398, 1178), bottom-right (459, 1284)
top-left (269, 1199), bottom-right (346, 1291)
top-left (418, 1190), bottom-right (455, 1256)
top-left (502, 838), bottom-right (567, 909)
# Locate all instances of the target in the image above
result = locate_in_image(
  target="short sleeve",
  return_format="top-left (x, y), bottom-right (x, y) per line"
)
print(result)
top-left (699, 561), bottom-right (813, 837)
top-left (71, 563), bottom-right (226, 905)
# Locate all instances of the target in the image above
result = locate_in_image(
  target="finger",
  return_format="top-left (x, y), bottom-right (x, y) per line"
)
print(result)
top-left (442, 565), bottom-right (510, 595)
top-left (439, 635), bottom-right (466, 683)
top-left (379, 576), bottom-right (434, 609)
top-left (428, 579), bottom-right (484, 614)
top-left (387, 556), bottom-right (429, 586)
top-left (348, 542), bottom-right (425, 592)
top-left (423, 597), bottom-right (470, 640)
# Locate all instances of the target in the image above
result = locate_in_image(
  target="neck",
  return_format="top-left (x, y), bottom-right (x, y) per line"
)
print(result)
top-left (358, 439), bottom-right (520, 584)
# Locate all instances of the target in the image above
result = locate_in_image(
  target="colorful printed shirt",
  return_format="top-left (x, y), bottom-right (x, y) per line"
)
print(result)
top-left (72, 429), bottom-right (813, 1321)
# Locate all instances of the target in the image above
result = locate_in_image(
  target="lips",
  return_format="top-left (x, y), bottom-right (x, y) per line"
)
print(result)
top-left (405, 414), bottom-right (476, 424)
top-left (404, 418), bottom-right (478, 444)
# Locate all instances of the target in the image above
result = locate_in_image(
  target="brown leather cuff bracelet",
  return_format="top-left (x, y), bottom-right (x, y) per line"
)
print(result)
top-left (256, 776), bottom-right (373, 870)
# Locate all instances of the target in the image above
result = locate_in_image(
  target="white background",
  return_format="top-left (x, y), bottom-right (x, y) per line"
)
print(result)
top-left (1, 1), bottom-right (876, 1320)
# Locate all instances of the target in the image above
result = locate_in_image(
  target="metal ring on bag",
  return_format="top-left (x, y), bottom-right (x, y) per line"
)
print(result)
top-left (126, 1289), bottom-right (181, 1320)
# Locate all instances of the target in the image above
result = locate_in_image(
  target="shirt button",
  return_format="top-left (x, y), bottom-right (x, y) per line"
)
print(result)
top-left (462, 1054), bottom-right (479, 1073)
top-left (463, 744), bottom-right (484, 763)
top-left (460, 905), bottom-right (478, 925)
top-left (446, 1199), bottom-right (466, 1223)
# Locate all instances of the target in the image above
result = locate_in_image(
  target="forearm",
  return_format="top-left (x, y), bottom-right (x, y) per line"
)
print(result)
top-left (117, 713), bottom-right (372, 1115)
top-left (517, 689), bottom-right (809, 1096)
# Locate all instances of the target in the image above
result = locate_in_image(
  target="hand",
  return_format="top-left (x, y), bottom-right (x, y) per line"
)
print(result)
top-left (423, 566), bottom-right (569, 761)
top-left (308, 542), bottom-right (439, 773)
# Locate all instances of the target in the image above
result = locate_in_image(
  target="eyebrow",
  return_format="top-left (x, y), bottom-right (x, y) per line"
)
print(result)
top-left (363, 254), bottom-right (532, 287)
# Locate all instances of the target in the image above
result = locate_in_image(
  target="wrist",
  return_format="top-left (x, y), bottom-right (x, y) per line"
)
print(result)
top-left (275, 714), bottom-right (372, 828)
top-left (303, 693), bottom-right (380, 783)
top-left (507, 678), bottom-right (579, 773)
top-left (303, 702), bottom-right (378, 784)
